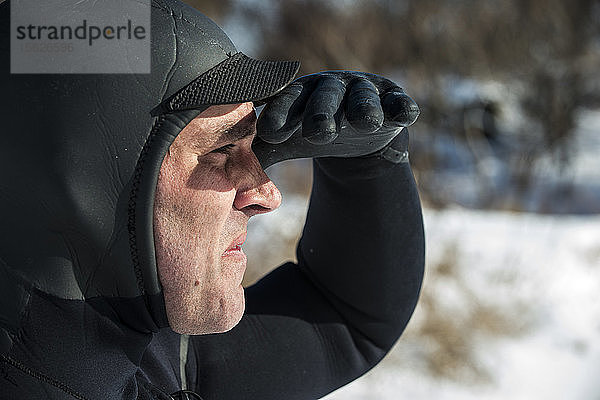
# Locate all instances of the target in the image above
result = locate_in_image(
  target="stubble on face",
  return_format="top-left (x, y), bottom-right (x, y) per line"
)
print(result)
top-left (153, 103), bottom-right (258, 335)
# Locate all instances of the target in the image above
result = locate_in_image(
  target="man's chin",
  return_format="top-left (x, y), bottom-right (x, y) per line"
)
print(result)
top-left (167, 290), bottom-right (245, 335)
top-left (210, 309), bottom-right (244, 334)
top-left (171, 320), bottom-right (241, 335)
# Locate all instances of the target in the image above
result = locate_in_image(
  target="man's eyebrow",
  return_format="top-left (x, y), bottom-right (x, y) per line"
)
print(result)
top-left (188, 110), bottom-right (257, 151)
top-left (218, 113), bottom-right (256, 143)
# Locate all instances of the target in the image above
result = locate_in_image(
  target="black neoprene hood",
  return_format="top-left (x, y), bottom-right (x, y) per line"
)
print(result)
top-left (0, 0), bottom-right (299, 342)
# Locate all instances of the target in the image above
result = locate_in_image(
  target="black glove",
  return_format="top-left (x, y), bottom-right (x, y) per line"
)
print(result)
top-left (252, 71), bottom-right (419, 169)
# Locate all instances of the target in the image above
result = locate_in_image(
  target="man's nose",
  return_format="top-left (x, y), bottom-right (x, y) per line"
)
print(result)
top-left (232, 151), bottom-right (282, 216)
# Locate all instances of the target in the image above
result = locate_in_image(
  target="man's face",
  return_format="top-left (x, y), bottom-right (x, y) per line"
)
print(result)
top-left (153, 102), bottom-right (281, 335)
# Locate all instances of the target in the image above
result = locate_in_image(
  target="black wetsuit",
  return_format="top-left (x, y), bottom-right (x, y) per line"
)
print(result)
top-left (0, 0), bottom-right (424, 399)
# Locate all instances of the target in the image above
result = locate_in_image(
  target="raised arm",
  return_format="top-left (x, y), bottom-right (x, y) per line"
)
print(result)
top-left (298, 142), bottom-right (425, 354)
top-left (189, 73), bottom-right (425, 400)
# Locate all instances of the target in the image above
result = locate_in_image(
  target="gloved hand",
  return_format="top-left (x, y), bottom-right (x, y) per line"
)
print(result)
top-left (252, 71), bottom-right (419, 169)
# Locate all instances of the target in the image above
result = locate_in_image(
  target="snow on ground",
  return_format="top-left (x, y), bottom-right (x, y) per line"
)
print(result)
top-left (323, 207), bottom-right (600, 400)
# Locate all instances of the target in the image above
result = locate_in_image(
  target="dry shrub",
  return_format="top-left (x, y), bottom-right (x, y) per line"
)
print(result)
top-left (386, 242), bottom-right (535, 385)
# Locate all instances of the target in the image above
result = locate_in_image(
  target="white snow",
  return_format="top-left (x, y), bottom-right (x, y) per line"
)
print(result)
top-left (323, 208), bottom-right (600, 400)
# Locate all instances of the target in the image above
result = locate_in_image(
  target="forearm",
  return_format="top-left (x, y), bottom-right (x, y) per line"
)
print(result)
top-left (297, 136), bottom-right (425, 352)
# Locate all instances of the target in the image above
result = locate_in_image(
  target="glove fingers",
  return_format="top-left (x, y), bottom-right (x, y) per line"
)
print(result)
top-left (381, 89), bottom-right (420, 127)
top-left (345, 78), bottom-right (384, 134)
top-left (302, 76), bottom-right (346, 145)
top-left (256, 83), bottom-right (308, 144)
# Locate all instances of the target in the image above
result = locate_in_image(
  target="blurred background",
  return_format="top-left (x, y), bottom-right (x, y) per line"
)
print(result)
top-left (185, 1), bottom-right (600, 398)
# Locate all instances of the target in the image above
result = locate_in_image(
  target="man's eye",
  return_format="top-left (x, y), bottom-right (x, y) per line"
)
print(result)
top-left (211, 144), bottom-right (236, 154)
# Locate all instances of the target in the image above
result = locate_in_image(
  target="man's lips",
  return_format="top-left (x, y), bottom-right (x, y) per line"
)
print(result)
top-left (222, 232), bottom-right (247, 256)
